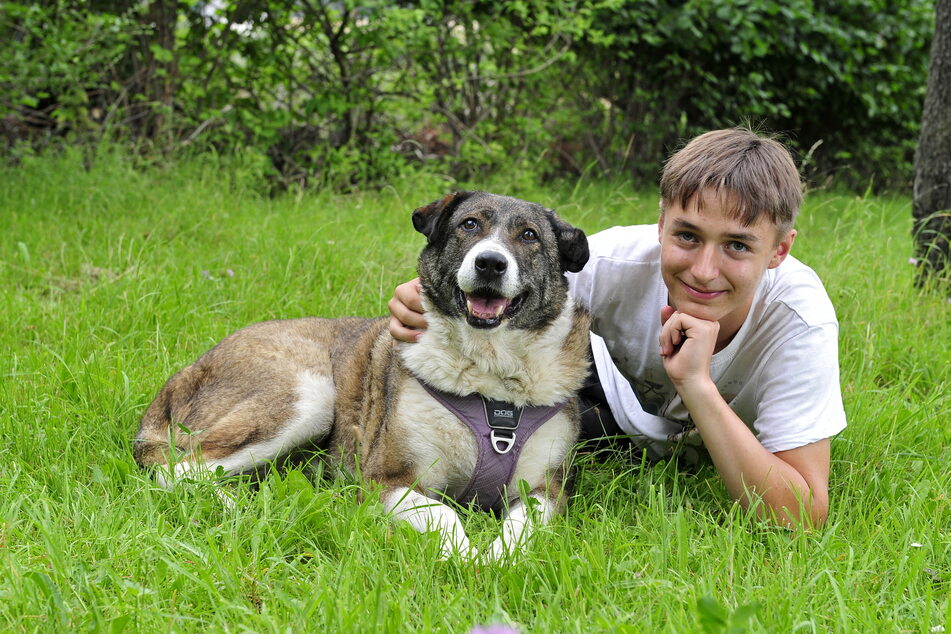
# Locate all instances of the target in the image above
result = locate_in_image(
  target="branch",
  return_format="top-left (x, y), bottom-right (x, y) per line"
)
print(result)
top-left (466, 34), bottom-right (572, 82)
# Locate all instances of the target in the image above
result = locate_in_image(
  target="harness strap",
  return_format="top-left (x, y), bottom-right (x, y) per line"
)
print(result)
top-left (419, 381), bottom-right (567, 512)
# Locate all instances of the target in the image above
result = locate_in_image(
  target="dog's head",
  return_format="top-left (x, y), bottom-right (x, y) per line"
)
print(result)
top-left (413, 191), bottom-right (588, 331)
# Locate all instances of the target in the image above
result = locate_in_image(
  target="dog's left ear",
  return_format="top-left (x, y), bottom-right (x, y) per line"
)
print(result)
top-left (412, 191), bottom-right (473, 241)
top-left (548, 212), bottom-right (589, 273)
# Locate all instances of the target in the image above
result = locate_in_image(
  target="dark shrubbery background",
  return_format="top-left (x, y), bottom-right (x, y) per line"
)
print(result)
top-left (0, 0), bottom-right (934, 192)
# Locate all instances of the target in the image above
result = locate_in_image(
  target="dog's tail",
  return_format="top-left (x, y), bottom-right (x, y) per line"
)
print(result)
top-left (133, 391), bottom-right (174, 468)
top-left (132, 365), bottom-right (198, 468)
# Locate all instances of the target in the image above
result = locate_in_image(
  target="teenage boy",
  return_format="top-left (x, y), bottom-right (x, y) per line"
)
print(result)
top-left (388, 128), bottom-right (847, 527)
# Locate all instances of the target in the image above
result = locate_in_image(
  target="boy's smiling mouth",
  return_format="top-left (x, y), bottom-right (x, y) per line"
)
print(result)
top-left (680, 279), bottom-right (727, 300)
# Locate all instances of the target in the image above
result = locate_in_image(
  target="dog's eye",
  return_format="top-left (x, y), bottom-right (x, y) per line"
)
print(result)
top-left (460, 218), bottom-right (480, 232)
top-left (521, 229), bottom-right (538, 242)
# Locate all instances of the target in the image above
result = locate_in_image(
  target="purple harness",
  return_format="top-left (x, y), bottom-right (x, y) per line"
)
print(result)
top-left (419, 381), bottom-right (567, 512)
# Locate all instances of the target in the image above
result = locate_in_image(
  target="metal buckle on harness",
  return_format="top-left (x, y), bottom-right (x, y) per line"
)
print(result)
top-left (490, 429), bottom-right (516, 454)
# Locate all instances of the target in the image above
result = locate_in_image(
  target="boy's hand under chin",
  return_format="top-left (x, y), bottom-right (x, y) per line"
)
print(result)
top-left (658, 306), bottom-right (720, 395)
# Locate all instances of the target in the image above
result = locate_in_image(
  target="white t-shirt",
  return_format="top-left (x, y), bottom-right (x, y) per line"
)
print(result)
top-left (569, 224), bottom-right (847, 461)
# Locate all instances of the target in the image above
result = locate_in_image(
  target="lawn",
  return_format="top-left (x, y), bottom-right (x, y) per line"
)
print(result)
top-left (0, 149), bottom-right (947, 632)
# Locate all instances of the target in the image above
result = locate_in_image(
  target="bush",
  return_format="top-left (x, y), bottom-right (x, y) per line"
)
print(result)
top-left (0, 1), bottom-right (143, 152)
top-left (565, 0), bottom-right (934, 189)
top-left (0, 0), bottom-right (935, 192)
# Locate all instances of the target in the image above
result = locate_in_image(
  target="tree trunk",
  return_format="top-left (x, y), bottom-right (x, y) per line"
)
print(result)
top-left (130, 0), bottom-right (179, 142)
top-left (913, 0), bottom-right (951, 287)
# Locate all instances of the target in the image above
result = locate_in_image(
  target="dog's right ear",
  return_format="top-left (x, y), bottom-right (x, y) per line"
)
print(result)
top-left (412, 191), bottom-right (473, 241)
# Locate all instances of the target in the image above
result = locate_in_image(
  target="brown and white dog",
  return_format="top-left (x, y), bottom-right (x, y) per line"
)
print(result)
top-left (133, 191), bottom-right (591, 561)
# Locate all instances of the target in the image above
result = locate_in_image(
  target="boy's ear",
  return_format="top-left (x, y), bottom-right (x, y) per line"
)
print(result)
top-left (412, 191), bottom-right (472, 241)
top-left (768, 229), bottom-right (797, 269)
top-left (656, 199), bottom-right (667, 241)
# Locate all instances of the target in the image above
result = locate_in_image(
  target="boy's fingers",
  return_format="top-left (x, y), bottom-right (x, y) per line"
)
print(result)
top-left (388, 277), bottom-right (428, 343)
top-left (660, 311), bottom-right (707, 357)
top-left (388, 316), bottom-right (423, 344)
top-left (658, 311), bottom-right (683, 356)
top-left (387, 296), bottom-right (428, 329)
top-left (662, 312), bottom-right (721, 359)
top-left (394, 278), bottom-right (425, 313)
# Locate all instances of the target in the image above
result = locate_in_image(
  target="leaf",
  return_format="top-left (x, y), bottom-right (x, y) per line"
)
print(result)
top-left (149, 43), bottom-right (174, 63)
top-left (697, 596), bottom-right (728, 633)
top-left (109, 615), bottom-right (133, 634)
top-left (26, 570), bottom-right (66, 628)
top-left (729, 602), bottom-right (761, 631)
top-left (284, 469), bottom-right (314, 494)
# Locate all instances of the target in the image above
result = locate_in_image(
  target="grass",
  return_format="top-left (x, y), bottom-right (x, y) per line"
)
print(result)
top-left (0, 147), bottom-right (947, 632)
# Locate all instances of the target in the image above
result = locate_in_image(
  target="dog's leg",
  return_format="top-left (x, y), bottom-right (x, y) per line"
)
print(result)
top-left (486, 492), bottom-right (556, 562)
top-left (153, 370), bottom-right (336, 503)
top-left (383, 486), bottom-right (474, 559)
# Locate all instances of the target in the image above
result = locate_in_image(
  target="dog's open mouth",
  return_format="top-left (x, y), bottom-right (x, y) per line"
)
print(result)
top-left (457, 288), bottom-right (525, 328)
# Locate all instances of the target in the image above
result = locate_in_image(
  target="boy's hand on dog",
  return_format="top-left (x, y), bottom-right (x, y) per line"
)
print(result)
top-left (658, 306), bottom-right (719, 394)
top-left (388, 278), bottom-right (428, 343)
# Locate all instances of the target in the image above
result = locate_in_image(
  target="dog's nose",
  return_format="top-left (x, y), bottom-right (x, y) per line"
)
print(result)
top-left (475, 251), bottom-right (508, 277)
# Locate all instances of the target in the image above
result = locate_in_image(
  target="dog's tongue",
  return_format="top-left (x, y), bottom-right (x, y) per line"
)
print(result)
top-left (466, 295), bottom-right (511, 319)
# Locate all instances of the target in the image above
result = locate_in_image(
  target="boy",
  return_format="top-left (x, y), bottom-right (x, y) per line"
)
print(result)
top-left (389, 128), bottom-right (847, 527)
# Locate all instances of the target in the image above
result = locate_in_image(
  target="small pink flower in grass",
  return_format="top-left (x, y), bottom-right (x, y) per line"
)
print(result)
top-left (470, 626), bottom-right (519, 634)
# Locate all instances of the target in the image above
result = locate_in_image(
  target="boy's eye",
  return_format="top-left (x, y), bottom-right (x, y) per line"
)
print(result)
top-left (675, 231), bottom-right (697, 242)
top-left (728, 241), bottom-right (750, 253)
top-left (460, 218), bottom-right (480, 232)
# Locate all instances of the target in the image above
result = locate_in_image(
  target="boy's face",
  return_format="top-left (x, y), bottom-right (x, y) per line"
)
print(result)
top-left (658, 189), bottom-right (795, 344)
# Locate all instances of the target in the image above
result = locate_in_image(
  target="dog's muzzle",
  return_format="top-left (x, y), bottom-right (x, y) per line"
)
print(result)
top-left (456, 244), bottom-right (525, 328)
top-left (456, 287), bottom-right (526, 329)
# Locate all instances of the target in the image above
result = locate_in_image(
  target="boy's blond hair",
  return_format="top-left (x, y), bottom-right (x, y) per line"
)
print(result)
top-left (660, 128), bottom-right (803, 237)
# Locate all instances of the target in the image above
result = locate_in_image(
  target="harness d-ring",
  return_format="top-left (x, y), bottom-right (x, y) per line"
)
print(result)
top-left (490, 429), bottom-right (516, 454)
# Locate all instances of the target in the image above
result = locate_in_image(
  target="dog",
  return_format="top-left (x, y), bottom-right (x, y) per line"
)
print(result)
top-left (133, 191), bottom-right (591, 561)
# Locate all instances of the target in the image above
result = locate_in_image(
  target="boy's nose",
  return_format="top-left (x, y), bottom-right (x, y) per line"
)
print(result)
top-left (691, 247), bottom-right (719, 282)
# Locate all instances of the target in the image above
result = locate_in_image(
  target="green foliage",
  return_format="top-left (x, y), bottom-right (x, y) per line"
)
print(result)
top-left (173, 0), bottom-right (424, 188)
top-left (391, 1), bottom-right (590, 183)
top-left (0, 1), bottom-right (142, 146)
top-left (567, 0), bottom-right (934, 188)
top-left (0, 0), bottom-right (935, 191)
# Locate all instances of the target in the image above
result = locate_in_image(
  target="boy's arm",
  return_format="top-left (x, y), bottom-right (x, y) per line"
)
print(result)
top-left (659, 309), bottom-right (831, 527)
